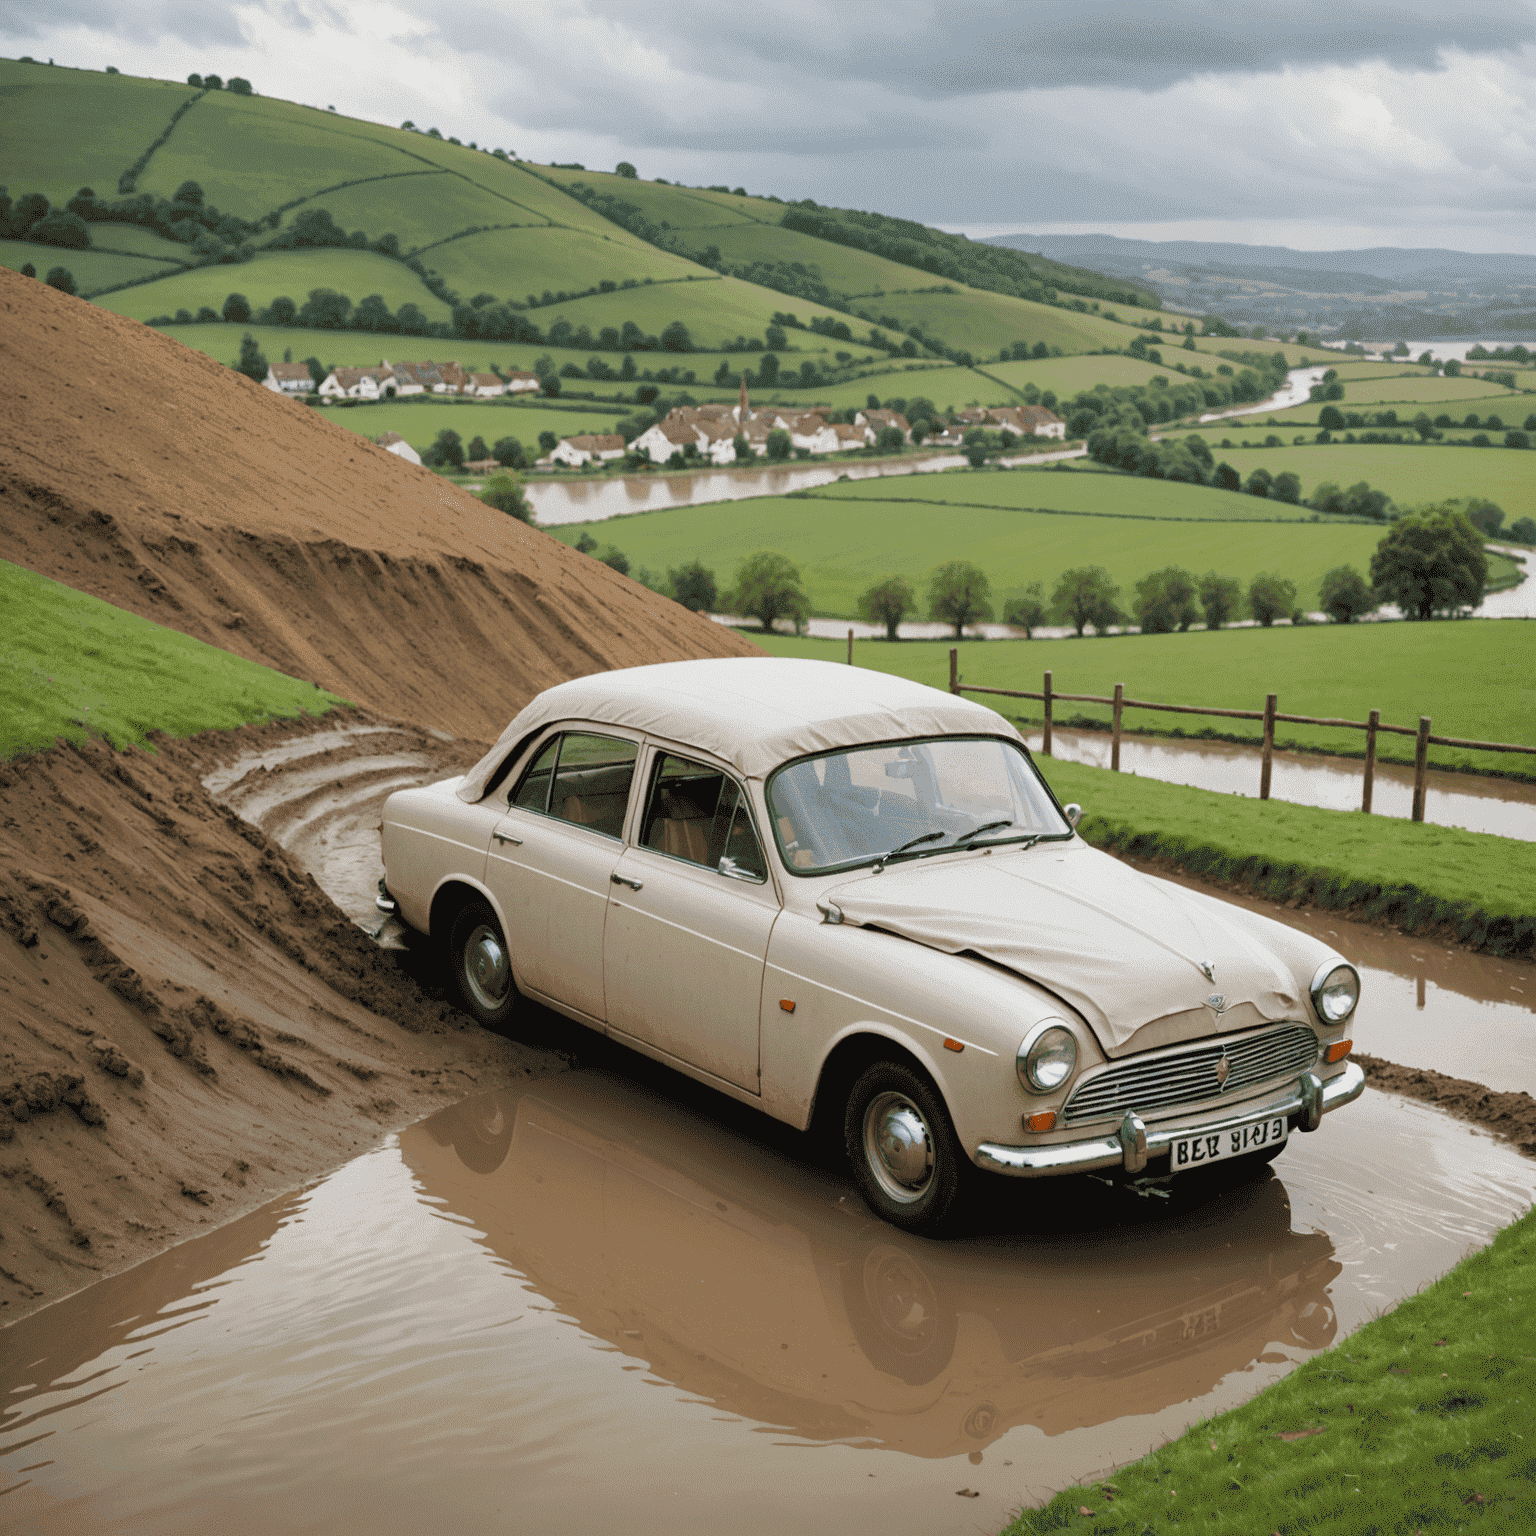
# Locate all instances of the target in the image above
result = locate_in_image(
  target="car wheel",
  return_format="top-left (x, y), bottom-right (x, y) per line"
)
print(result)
top-left (841, 1241), bottom-right (958, 1385)
top-left (448, 900), bottom-right (520, 1029)
top-left (844, 1060), bottom-right (967, 1236)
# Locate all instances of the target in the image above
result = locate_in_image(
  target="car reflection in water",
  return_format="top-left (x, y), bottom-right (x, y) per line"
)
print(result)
top-left (400, 1072), bottom-right (1339, 1460)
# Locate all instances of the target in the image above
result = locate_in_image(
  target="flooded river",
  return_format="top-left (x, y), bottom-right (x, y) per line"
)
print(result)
top-left (2, 1067), bottom-right (1530, 1535)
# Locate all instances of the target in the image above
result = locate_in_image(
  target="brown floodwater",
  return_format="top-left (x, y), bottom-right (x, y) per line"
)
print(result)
top-left (3, 1065), bottom-right (1530, 1534)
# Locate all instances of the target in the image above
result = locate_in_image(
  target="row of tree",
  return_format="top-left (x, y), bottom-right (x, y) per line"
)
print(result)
top-left (2, 181), bottom-right (260, 264)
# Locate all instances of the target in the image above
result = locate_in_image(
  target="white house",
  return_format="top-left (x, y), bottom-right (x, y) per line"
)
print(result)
top-left (433, 361), bottom-right (468, 394)
top-left (784, 412), bottom-right (838, 454)
top-left (695, 419), bottom-right (742, 464)
top-left (503, 370), bottom-right (541, 394)
top-left (551, 432), bottom-right (627, 468)
top-left (467, 372), bottom-right (505, 398)
top-left (854, 408), bottom-right (910, 442)
top-left (829, 423), bottom-right (867, 453)
top-left (318, 366), bottom-right (396, 400)
top-left (263, 362), bottom-right (314, 395)
top-left (381, 360), bottom-right (434, 395)
top-left (986, 405), bottom-right (1067, 440)
top-left (630, 419), bottom-right (706, 464)
top-left (374, 431), bottom-right (421, 465)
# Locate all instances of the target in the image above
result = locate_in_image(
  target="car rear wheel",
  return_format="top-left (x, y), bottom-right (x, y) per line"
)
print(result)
top-left (448, 900), bottom-right (520, 1029)
top-left (844, 1061), bottom-right (967, 1236)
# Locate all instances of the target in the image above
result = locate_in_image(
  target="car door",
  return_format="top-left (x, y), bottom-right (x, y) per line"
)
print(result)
top-left (486, 729), bottom-right (639, 1022)
top-left (603, 749), bottom-right (779, 1093)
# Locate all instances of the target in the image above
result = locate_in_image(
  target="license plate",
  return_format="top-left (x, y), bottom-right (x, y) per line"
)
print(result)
top-left (1171, 1114), bottom-right (1287, 1172)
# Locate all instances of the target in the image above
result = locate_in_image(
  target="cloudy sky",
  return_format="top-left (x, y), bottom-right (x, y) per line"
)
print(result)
top-left (4, 0), bottom-right (1534, 252)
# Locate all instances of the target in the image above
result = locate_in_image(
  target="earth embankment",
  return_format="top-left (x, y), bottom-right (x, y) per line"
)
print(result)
top-left (0, 268), bottom-right (757, 742)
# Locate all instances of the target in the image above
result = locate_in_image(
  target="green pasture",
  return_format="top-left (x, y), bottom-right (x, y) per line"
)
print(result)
top-left (704, 220), bottom-right (950, 298)
top-left (981, 353), bottom-right (1195, 397)
top-left (0, 559), bottom-right (346, 758)
top-left (81, 223), bottom-right (192, 260)
top-left (820, 462), bottom-right (1324, 519)
top-left (0, 238), bottom-right (183, 292)
top-left (536, 167), bottom-right (770, 231)
top-left (1209, 443), bottom-right (1536, 520)
top-left (0, 61), bottom-right (194, 204)
top-left (312, 171), bottom-right (550, 251)
top-left (317, 397), bottom-right (626, 451)
top-left (412, 225), bottom-right (702, 299)
top-left (1329, 373), bottom-right (1527, 405)
top-left (565, 485), bottom-right (1387, 615)
top-left (93, 247), bottom-right (455, 322)
top-left (752, 620), bottom-right (1534, 777)
top-left (1261, 389), bottom-right (1530, 427)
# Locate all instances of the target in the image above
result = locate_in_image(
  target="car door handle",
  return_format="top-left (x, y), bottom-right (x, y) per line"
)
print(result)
top-left (610, 873), bottom-right (643, 891)
top-left (493, 832), bottom-right (522, 847)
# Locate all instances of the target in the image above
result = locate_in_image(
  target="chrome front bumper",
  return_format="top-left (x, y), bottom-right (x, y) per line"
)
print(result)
top-left (975, 1062), bottom-right (1365, 1178)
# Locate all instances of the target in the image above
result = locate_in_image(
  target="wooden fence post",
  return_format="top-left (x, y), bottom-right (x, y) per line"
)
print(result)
top-left (949, 647), bottom-right (959, 695)
top-left (847, 627), bottom-right (853, 665)
top-left (1361, 708), bottom-right (1379, 813)
top-left (1042, 670), bottom-right (1053, 757)
top-left (1111, 683), bottom-right (1123, 772)
top-left (1260, 693), bottom-right (1277, 800)
top-left (1412, 716), bottom-right (1431, 822)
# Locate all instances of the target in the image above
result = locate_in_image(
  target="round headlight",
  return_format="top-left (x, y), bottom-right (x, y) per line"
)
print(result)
top-left (1310, 961), bottom-right (1360, 1025)
top-left (1018, 1022), bottom-right (1078, 1094)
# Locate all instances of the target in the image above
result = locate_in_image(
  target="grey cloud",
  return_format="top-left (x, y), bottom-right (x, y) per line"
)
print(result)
top-left (0, 0), bottom-right (245, 46)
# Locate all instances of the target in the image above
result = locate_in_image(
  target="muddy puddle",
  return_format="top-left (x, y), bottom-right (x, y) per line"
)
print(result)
top-left (1027, 727), bottom-right (1536, 842)
top-left (2, 1065), bottom-right (1530, 1534)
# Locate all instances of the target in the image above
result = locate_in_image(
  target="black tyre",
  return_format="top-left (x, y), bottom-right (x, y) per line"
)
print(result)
top-left (841, 1241), bottom-right (958, 1384)
top-left (844, 1060), bottom-right (968, 1236)
top-left (447, 900), bottom-right (520, 1029)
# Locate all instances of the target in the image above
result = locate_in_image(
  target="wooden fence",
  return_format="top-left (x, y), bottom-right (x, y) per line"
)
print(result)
top-left (941, 647), bottom-right (1536, 821)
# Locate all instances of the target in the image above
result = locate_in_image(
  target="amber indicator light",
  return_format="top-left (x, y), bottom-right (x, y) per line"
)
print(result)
top-left (942, 1037), bottom-right (964, 1052)
top-left (1025, 1110), bottom-right (1057, 1133)
top-left (779, 999), bottom-right (796, 1013)
top-left (1325, 1038), bottom-right (1352, 1064)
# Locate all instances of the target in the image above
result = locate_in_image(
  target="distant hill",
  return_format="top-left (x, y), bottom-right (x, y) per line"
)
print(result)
top-left (983, 233), bottom-right (1536, 339)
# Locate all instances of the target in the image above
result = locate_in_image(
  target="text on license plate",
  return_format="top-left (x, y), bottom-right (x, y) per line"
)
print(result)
top-left (1171, 1115), bottom-right (1287, 1171)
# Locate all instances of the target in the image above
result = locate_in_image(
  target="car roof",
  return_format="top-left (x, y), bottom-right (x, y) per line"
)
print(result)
top-left (455, 657), bottom-right (1020, 801)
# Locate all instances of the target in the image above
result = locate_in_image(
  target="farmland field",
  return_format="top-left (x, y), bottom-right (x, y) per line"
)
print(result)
top-left (557, 485), bottom-right (1388, 613)
top-left (316, 397), bottom-right (628, 452)
top-left (1260, 389), bottom-right (1531, 426)
top-left (1207, 443), bottom-right (1536, 520)
top-left (746, 621), bottom-right (1535, 777)
top-left (412, 226), bottom-right (700, 298)
top-left (980, 353), bottom-right (1198, 396)
top-left (0, 239), bottom-right (183, 292)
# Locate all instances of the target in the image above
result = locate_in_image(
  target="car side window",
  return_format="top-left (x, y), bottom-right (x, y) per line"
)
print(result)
top-left (547, 733), bottom-right (637, 839)
top-left (642, 754), bottom-right (767, 880)
top-left (510, 735), bottom-right (560, 812)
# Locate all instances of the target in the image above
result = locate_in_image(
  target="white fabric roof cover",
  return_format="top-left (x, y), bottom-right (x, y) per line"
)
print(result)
top-left (457, 657), bottom-right (1018, 802)
top-left (826, 842), bottom-right (1300, 1050)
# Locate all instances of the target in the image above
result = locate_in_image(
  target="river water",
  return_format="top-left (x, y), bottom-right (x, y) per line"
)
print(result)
top-left (2, 1069), bottom-right (1530, 1536)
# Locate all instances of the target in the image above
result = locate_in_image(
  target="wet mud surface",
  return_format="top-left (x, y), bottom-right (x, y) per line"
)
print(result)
top-left (2, 1064), bottom-right (1531, 1534)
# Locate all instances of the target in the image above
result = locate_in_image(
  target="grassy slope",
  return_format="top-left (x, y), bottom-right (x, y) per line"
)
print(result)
top-left (0, 559), bottom-right (347, 757)
top-left (1263, 390), bottom-right (1529, 427)
top-left (564, 485), bottom-right (1387, 613)
top-left (1208, 444), bottom-right (1536, 520)
top-left (1004, 1209), bottom-right (1536, 1535)
top-left (411, 226), bottom-right (696, 298)
top-left (747, 622), bottom-right (1535, 776)
top-left (982, 353), bottom-right (1194, 395)
top-left (315, 397), bottom-right (628, 450)
top-left (0, 238), bottom-right (181, 290)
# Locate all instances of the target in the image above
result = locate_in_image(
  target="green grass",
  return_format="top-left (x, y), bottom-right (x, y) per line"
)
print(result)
top-left (304, 172), bottom-right (554, 251)
top-left (93, 247), bottom-right (455, 322)
top-left (314, 397), bottom-right (628, 451)
top-left (565, 484), bottom-right (1389, 616)
top-left (819, 463), bottom-right (1324, 519)
top-left (1003, 1206), bottom-right (1536, 1534)
top-left (1329, 374), bottom-right (1527, 406)
top-left (0, 559), bottom-right (348, 757)
top-left (410, 225), bottom-right (700, 297)
top-left (1260, 390), bottom-right (1530, 427)
top-left (1206, 444), bottom-right (1536, 520)
top-left (748, 622), bottom-right (1536, 778)
top-left (0, 238), bottom-right (184, 292)
top-left (981, 353), bottom-right (1198, 397)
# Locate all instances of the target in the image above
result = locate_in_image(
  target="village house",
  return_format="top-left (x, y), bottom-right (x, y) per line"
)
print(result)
top-left (263, 361), bottom-right (315, 396)
top-left (551, 432), bottom-right (627, 468)
top-left (463, 457), bottom-right (502, 475)
top-left (503, 370), bottom-right (541, 394)
top-left (318, 365), bottom-right (396, 400)
top-left (630, 418), bottom-right (706, 464)
top-left (467, 372), bottom-right (505, 398)
top-left (854, 408), bottom-right (910, 441)
top-left (381, 360), bottom-right (437, 395)
top-left (695, 419), bottom-right (742, 465)
top-left (373, 431), bottom-right (421, 465)
top-left (783, 412), bottom-right (839, 454)
top-left (830, 423), bottom-right (868, 452)
top-left (433, 362), bottom-right (469, 394)
top-left (985, 404), bottom-right (1067, 440)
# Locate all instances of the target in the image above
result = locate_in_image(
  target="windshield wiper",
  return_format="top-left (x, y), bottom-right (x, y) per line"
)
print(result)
top-left (872, 831), bottom-right (944, 873)
top-left (952, 818), bottom-right (1013, 848)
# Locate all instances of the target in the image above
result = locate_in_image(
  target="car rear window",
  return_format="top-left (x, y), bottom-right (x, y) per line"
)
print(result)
top-left (511, 732), bottom-right (637, 839)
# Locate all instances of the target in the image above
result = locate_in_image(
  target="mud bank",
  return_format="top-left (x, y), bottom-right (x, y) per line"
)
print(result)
top-left (0, 715), bottom-right (568, 1323)
top-left (1355, 1055), bottom-right (1536, 1158)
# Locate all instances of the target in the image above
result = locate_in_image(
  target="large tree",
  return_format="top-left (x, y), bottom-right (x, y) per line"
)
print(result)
top-left (478, 476), bottom-right (534, 524)
top-left (1051, 566), bottom-right (1121, 636)
top-left (234, 331), bottom-right (267, 381)
top-left (1132, 566), bottom-right (1199, 634)
top-left (724, 551), bottom-right (809, 633)
top-left (1318, 565), bottom-right (1376, 624)
top-left (1370, 506), bottom-right (1487, 620)
top-left (1247, 571), bottom-right (1297, 627)
top-left (858, 575), bottom-right (916, 641)
top-left (668, 561), bottom-right (717, 613)
top-left (1003, 583), bottom-right (1047, 638)
top-left (927, 561), bottom-right (993, 638)
top-left (1198, 572), bottom-right (1242, 630)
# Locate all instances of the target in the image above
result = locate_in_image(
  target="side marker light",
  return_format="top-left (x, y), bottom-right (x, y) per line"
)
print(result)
top-left (779, 999), bottom-right (796, 1013)
top-left (1325, 1038), bottom-right (1352, 1064)
top-left (1025, 1111), bottom-right (1057, 1133)
top-left (943, 1038), bottom-right (964, 1053)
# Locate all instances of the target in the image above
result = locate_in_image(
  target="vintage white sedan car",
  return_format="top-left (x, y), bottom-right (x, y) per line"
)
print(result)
top-left (379, 657), bottom-right (1364, 1233)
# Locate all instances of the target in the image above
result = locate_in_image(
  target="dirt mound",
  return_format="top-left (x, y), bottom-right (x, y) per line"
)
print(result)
top-left (0, 269), bottom-right (757, 742)
top-left (0, 721), bottom-right (570, 1322)
top-left (1356, 1054), bottom-right (1536, 1159)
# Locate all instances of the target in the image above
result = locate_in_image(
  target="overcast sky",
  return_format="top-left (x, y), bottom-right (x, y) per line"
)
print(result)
top-left (3, 0), bottom-right (1533, 252)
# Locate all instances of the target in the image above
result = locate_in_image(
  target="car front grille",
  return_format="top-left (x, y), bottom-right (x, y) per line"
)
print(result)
top-left (1062, 1023), bottom-right (1319, 1126)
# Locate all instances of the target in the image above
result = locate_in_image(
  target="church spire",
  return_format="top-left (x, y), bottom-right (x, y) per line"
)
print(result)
top-left (738, 371), bottom-right (749, 424)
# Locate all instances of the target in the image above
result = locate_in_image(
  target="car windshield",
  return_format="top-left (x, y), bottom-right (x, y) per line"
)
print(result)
top-left (766, 737), bottom-right (1070, 875)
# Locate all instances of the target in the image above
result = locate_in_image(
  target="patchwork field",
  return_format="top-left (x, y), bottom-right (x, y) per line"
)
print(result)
top-left (315, 397), bottom-right (628, 451)
top-left (748, 620), bottom-right (1535, 776)
top-left (0, 237), bottom-right (182, 291)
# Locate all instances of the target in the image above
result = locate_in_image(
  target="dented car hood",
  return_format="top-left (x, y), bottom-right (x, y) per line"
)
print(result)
top-left (826, 842), bottom-right (1301, 1050)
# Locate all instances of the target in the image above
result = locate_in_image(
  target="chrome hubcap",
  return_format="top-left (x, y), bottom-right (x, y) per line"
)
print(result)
top-left (863, 1092), bottom-right (934, 1204)
top-left (463, 924), bottom-right (510, 1010)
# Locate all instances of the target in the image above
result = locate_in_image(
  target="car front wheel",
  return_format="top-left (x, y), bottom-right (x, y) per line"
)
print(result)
top-left (448, 900), bottom-right (520, 1029)
top-left (844, 1061), bottom-right (968, 1236)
